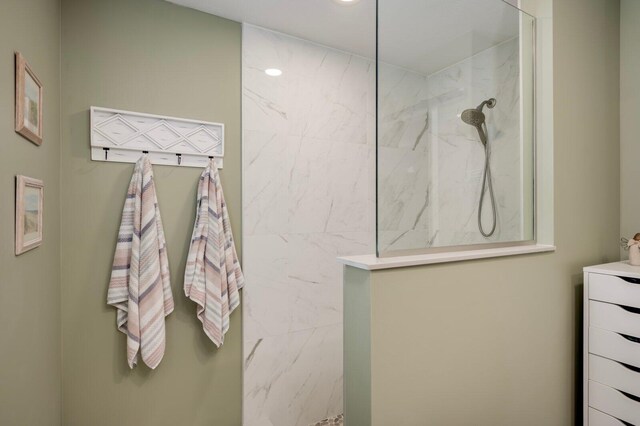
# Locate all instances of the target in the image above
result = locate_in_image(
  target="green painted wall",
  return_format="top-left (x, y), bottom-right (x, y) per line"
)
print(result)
top-left (0, 0), bottom-right (62, 424)
top-left (345, 0), bottom-right (621, 424)
top-left (60, 0), bottom-right (243, 424)
top-left (621, 0), bottom-right (640, 249)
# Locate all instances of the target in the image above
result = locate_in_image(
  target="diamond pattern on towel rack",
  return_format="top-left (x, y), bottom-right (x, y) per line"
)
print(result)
top-left (91, 107), bottom-right (224, 159)
top-left (145, 121), bottom-right (183, 148)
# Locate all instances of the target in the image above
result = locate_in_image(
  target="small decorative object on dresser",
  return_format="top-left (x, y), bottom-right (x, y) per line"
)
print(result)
top-left (620, 233), bottom-right (640, 266)
top-left (15, 175), bottom-right (44, 255)
top-left (15, 52), bottom-right (43, 145)
top-left (583, 262), bottom-right (640, 425)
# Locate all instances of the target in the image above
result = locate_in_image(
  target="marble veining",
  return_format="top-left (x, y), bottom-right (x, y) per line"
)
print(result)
top-left (243, 25), bottom-right (375, 426)
top-left (378, 37), bottom-right (527, 252)
top-left (431, 37), bottom-right (524, 247)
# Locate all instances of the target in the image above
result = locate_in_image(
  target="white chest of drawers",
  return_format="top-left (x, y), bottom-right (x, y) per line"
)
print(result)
top-left (584, 262), bottom-right (640, 425)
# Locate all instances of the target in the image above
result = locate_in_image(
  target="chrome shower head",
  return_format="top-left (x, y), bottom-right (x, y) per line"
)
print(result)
top-left (460, 98), bottom-right (496, 145)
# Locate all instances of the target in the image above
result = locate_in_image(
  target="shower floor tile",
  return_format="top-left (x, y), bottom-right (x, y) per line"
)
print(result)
top-left (312, 413), bottom-right (343, 426)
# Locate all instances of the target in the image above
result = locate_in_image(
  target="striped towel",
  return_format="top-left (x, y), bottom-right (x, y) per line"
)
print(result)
top-left (107, 155), bottom-right (174, 369)
top-left (184, 159), bottom-right (244, 347)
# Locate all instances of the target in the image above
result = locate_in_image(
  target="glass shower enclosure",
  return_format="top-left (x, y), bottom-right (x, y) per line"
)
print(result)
top-left (377, 0), bottom-right (536, 256)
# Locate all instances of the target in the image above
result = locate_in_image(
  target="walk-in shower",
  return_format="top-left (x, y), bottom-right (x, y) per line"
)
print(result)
top-left (377, 0), bottom-right (536, 256)
top-left (241, 1), bottom-right (535, 424)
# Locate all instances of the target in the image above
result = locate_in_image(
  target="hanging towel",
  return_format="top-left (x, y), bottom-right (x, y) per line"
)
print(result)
top-left (184, 159), bottom-right (244, 347)
top-left (107, 155), bottom-right (174, 369)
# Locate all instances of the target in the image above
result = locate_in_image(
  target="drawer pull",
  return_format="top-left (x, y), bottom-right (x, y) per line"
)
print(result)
top-left (614, 417), bottom-right (635, 426)
top-left (620, 333), bottom-right (640, 344)
top-left (619, 276), bottom-right (640, 285)
top-left (619, 389), bottom-right (640, 404)
top-left (620, 305), bottom-right (640, 315)
top-left (618, 360), bottom-right (640, 374)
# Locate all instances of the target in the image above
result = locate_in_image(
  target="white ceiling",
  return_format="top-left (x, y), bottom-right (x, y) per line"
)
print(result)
top-left (380, 0), bottom-right (521, 74)
top-left (167, 0), bottom-right (522, 75)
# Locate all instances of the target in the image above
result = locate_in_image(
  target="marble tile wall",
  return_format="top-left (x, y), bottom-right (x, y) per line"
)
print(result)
top-left (242, 25), bottom-right (375, 426)
top-left (377, 63), bottom-right (432, 251)
top-left (378, 38), bottom-right (525, 252)
top-left (430, 37), bottom-right (523, 246)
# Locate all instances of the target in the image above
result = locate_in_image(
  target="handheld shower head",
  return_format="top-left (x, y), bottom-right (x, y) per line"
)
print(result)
top-left (459, 98), bottom-right (499, 238)
top-left (461, 109), bottom-right (487, 144)
top-left (460, 108), bottom-right (486, 127)
top-left (460, 98), bottom-right (496, 145)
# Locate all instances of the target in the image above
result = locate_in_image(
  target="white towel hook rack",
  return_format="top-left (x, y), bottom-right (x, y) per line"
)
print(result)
top-left (90, 106), bottom-right (224, 168)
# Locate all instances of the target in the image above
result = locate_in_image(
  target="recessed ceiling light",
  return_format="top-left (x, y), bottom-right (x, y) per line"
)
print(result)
top-left (265, 68), bottom-right (282, 77)
top-left (333, 0), bottom-right (361, 4)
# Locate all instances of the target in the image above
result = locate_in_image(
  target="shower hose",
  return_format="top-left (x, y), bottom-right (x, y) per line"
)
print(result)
top-left (478, 136), bottom-right (497, 238)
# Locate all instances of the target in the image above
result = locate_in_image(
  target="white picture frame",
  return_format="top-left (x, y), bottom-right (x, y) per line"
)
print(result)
top-left (15, 175), bottom-right (44, 255)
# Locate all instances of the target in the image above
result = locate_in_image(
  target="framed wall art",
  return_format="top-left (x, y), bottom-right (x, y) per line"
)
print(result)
top-left (15, 175), bottom-right (44, 255)
top-left (15, 52), bottom-right (43, 145)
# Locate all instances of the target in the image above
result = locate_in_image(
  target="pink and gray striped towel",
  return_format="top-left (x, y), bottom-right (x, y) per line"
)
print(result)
top-left (107, 155), bottom-right (174, 369)
top-left (184, 159), bottom-right (244, 347)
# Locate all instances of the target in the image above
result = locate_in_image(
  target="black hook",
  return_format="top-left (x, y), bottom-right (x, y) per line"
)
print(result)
top-left (176, 153), bottom-right (182, 165)
top-left (103, 147), bottom-right (110, 160)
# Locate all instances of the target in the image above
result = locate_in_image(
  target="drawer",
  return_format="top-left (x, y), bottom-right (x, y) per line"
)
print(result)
top-left (590, 273), bottom-right (640, 309)
top-left (590, 354), bottom-right (640, 399)
top-left (589, 407), bottom-right (630, 426)
top-left (591, 300), bottom-right (640, 338)
top-left (590, 380), bottom-right (640, 425)
top-left (590, 327), bottom-right (640, 369)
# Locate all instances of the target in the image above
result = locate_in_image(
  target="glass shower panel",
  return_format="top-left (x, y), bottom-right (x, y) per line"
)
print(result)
top-left (377, 0), bottom-right (535, 256)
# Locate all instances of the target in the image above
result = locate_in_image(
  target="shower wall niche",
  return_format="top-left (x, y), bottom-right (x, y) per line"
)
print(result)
top-left (377, 0), bottom-right (536, 255)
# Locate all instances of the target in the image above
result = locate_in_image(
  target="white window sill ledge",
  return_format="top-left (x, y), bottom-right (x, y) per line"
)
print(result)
top-left (337, 244), bottom-right (556, 271)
